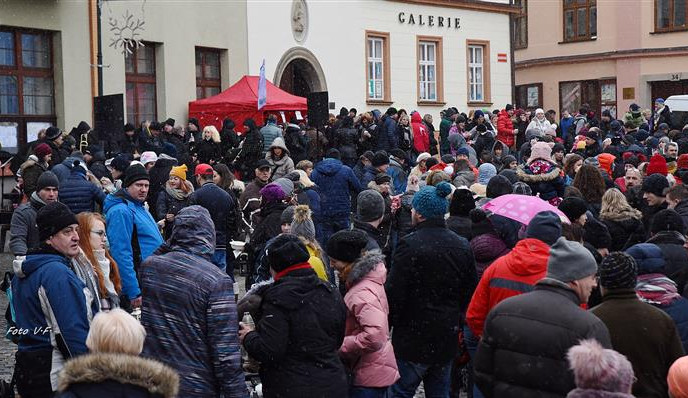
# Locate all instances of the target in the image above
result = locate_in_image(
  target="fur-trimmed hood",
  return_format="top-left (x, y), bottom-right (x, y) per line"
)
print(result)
top-left (347, 252), bottom-right (386, 286)
top-left (516, 163), bottom-right (561, 183)
top-left (57, 353), bottom-right (179, 397)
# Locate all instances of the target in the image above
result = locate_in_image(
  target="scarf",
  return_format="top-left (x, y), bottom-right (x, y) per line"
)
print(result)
top-left (164, 180), bottom-right (193, 201)
top-left (636, 273), bottom-right (681, 306)
top-left (71, 250), bottom-right (101, 312)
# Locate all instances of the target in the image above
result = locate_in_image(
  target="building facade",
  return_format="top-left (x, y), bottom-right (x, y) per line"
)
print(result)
top-left (514, 0), bottom-right (688, 119)
top-left (247, 0), bottom-right (515, 119)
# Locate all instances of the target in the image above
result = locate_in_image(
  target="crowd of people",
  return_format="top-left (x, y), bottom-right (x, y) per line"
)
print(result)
top-left (4, 96), bottom-right (688, 398)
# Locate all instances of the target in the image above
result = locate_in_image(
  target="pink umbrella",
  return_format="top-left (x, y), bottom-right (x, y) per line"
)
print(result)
top-left (482, 194), bottom-right (570, 225)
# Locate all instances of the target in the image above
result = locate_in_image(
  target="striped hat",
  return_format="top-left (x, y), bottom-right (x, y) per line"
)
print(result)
top-left (599, 252), bottom-right (637, 290)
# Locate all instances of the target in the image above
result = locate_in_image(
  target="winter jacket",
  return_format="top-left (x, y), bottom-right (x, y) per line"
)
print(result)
top-left (190, 181), bottom-right (235, 249)
top-left (591, 289), bottom-right (685, 398)
top-left (9, 192), bottom-right (46, 256)
top-left (340, 253), bottom-right (399, 388)
top-left (48, 139), bottom-right (68, 168)
top-left (623, 111), bottom-right (645, 130)
top-left (296, 185), bottom-right (321, 217)
top-left (387, 157), bottom-right (407, 194)
top-left (156, 181), bottom-right (193, 239)
top-left (439, 116), bottom-right (452, 155)
top-left (560, 116), bottom-right (574, 142)
top-left (447, 215), bottom-right (472, 240)
top-left (13, 247), bottom-right (98, 396)
top-left (470, 232), bottom-right (510, 278)
top-left (334, 127), bottom-right (359, 168)
top-left (466, 238), bottom-right (549, 337)
top-left (266, 137), bottom-right (295, 180)
top-left (56, 353), bottom-right (179, 398)
top-left (516, 160), bottom-right (565, 203)
top-left (311, 158), bottom-right (362, 220)
top-left (59, 168), bottom-right (106, 214)
top-left (52, 157), bottom-right (80, 184)
top-left (453, 169), bottom-right (476, 188)
top-left (600, 215), bottom-right (646, 252)
top-left (239, 178), bottom-right (268, 220)
top-left (386, 218), bottom-right (478, 364)
top-left (396, 190), bottom-right (416, 238)
top-left (377, 116), bottom-right (397, 151)
top-left (474, 278), bottom-right (612, 398)
top-left (141, 206), bottom-right (247, 398)
top-left (646, 231), bottom-right (688, 296)
top-left (574, 114), bottom-right (588, 135)
top-left (359, 164), bottom-right (379, 188)
top-left (496, 110), bottom-right (515, 148)
top-left (525, 117), bottom-right (553, 138)
top-left (147, 155), bottom-right (178, 218)
top-left (395, 122), bottom-right (413, 152)
top-left (193, 138), bottom-right (222, 164)
top-left (260, 122), bottom-right (283, 155)
top-left (87, 158), bottom-right (111, 182)
top-left (673, 200), bottom-right (688, 231)
top-left (473, 131), bottom-right (496, 160)
top-left (19, 156), bottom-right (48, 197)
top-left (284, 124), bottom-right (308, 164)
top-left (352, 219), bottom-right (383, 253)
top-left (243, 267), bottom-right (348, 398)
top-left (411, 112), bottom-right (430, 154)
top-left (237, 128), bottom-right (264, 172)
top-left (138, 130), bottom-right (165, 154)
top-left (104, 189), bottom-right (164, 299)
top-left (118, 134), bottom-right (140, 157)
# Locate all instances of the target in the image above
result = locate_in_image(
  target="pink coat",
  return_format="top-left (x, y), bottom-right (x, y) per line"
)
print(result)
top-left (340, 253), bottom-right (400, 388)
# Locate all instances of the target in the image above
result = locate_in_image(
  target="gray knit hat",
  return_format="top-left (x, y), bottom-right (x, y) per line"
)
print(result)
top-left (356, 189), bottom-right (385, 222)
top-left (273, 177), bottom-right (295, 196)
top-left (546, 237), bottom-right (598, 282)
top-left (280, 206), bottom-right (295, 225)
top-left (291, 205), bottom-right (316, 240)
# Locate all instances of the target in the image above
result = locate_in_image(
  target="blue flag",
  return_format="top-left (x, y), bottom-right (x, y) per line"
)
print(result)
top-left (258, 60), bottom-right (267, 110)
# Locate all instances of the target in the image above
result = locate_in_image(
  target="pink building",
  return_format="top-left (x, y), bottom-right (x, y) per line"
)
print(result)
top-left (514, 0), bottom-right (688, 119)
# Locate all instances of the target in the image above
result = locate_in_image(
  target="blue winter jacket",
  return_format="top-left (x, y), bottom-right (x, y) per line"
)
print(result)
top-left (141, 206), bottom-right (247, 397)
top-left (360, 165), bottom-right (379, 188)
top-left (104, 190), bottom-right (163, 299)
top-left (51, 157), bottom-right (81, 184)
top-left (388, 158), bottom-right (407, 194)
top-left (311, 158), bottom-right (362, 220)
top-left (377, 116), bottom-right (398, 151)
top-left (59, 168), bottom-right (106, 214)
top-left (13, 250), bottom-right (97, 365)
top-left (260, 122), bottom-right (283, 155)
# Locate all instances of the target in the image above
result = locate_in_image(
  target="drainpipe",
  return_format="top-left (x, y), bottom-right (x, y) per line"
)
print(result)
top-left (97, 0), bottom-right (103, 97)
top-left (509, 0), bottom-right (515, 104)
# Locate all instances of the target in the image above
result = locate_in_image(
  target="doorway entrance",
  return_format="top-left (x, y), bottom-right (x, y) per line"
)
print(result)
top-left (274, 47), bottom-right (327, 97)
top-left (651, 79), bottom-right (688, 106)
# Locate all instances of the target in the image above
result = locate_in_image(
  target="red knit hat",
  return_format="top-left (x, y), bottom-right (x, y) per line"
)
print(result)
top-left (677, 154), bottom-right (688, 170)
top-left (34, 143), bottom-right (51, 160)
top-left (646, 153), bottom-right (668, 176)
top-left (597, 153), bottom-right (615, 176)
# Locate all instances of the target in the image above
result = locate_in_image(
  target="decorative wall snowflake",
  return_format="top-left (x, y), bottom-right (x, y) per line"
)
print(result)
top-left (108, 9), bottom-right (145, 56)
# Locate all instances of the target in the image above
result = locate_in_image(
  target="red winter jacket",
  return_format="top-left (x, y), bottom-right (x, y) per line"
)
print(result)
top-left (496, 109), bottom-right (515, 148)
top-left (411, 112), bottom-right (429, 154)
top-left (466, 238), bottom-right (550, 337)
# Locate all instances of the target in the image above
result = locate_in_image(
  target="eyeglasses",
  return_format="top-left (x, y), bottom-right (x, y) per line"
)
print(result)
top-left (90, 230), bottom-right (106, 238)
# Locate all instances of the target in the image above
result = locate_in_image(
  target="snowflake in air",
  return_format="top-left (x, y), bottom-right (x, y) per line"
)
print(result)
top-left (108, 9), bottom-right (145, 56)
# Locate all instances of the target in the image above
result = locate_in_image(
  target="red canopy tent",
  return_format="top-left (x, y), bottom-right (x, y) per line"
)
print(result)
top-left (188, 75), bottom-right (308, 130)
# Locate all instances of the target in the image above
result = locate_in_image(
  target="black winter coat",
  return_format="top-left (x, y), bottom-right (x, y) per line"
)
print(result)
top-left (386, 218), bottom-right (477, 364)
top-left (352, 219), bottom-right (382, 253)
top-left (601, 215), bottom-right (646, 251)
top-left (646, 231), bottom-right (688, 296)
top-left (447, 215), bottom-right (472, 240)
top-left (194, 139), bottom-right (222, 165)
top-left (334, 127), bottom-right (359, 168)
top-left (189, 182), bottom-right (236, 248)
top-left (156, 185), bottom-right (192, 238)
top-left (475, 279), bottom-right (612, 397)
top-left (147, 156), bottom-right (178, 218)
top-left (284, 125), bottom-right (309, 164)
top-left (243, 268), bottom-right (347, 398)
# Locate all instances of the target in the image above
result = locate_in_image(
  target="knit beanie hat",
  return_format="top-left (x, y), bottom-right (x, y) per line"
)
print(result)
top-left (527, 142), bottom-right (553, 164)
top-left (668, 356), bottom-right (688, 398)
top-left (260, 183), bottom-right (286, 203)
top-left (646, 153), bottom-right (668, 176)
top-left (597, 153), bottom-right (615, 176)
top-left (123, 164), bottom-right (149, 187)
top-left (280, 206), bottom-right (295, 225)
top-left (567, 339), bottom-right (635, 394)
top-left (357, 189), bottom-right (385, 222)
top-left (110, 154), bottom-right (131, 173)
top-left (625, 243), bottom-right (666, 275)
top-left (140, 151), bottom-right (158, 166)
top-left (558, 197), bottom-right (588, 222)
top-left (478, 163), bottom-right (497, 185)
top-left (266, 234), bottom-right (310, 272)
top-left (650, 208), bottom-right (686, 235)
top-left (169, 164), bottom-right (187, 181)
top-left (326, 230), bottom-right (369, 262)
top-left (449, 188), bottom-right (475, 217)
top-left (641, 173), bottom-right (669, 197)
top-left (372, 151), bottom-right (390, 167)
top-left (486, 175), bottom-right (512, 199)
top-left (291, 205), bottom-right (316, 240)
top-left (677, 154), bottom-right (688, 170)
top-left (412, 181), bottom-right (452, 220)
top-left (273, 177), bottom-right (295, 196)
top-left (36, 171), bottom-right (59, 192)
top-left (374, 173), bottom-right (392, 185)
top-left (416, 152), bottom-right (431, 164)
top-left (37, 202), bottom-right (78, 241)
top-left (499, 169), bottom-right (518, 184)
top-left (583, 217), bottom-right (612, 250)
top-left (599, 252), bottom-right (638, 290)
top-left (546, 237), bottom-right (598, 283)
top-left (45, 126), bottom-right (61, 141)
top-left (34, 143), bottom-right (52, 160)
top-left (526, 211), bottom-right (562, 246)
top-left (512, 181), bottom-right (532, 196)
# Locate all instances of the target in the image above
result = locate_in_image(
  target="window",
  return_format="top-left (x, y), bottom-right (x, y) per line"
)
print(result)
top-left (0, 27), bottom-right (55, 151)
top-left (515, 83), bottom-right (543, 109)
top-left (365, 31), bottom-right (391, 103)
top-left (417, 37), bottom-right (444, 104)
top-left (656, 0), bottom-right (688, 32)
top-left (125, 44), bottom-right (156, 126)
top-left (559, 79), bottom-right (614, 119)
top-left (513, 0), bottom-right (528, 49)
top-left (467, 40), bottom-right (491, 105)
top-left (195, 47), bottom-right (221, 99)
top-left (563, 0), bottom-right (597, 42)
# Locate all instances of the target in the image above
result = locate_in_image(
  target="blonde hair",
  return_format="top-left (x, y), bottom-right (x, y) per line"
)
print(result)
top-left (599, 188), bottom-right (642, 221)
top-left (86, 309), bottom-right (146, 355)
top-left (295, 169), bottom-right (315, 188)
top-left (203, 125), bottom-right (221, 143)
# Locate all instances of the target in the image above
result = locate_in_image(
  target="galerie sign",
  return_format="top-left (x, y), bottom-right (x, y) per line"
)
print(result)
top-left (398, 12), bottom-right (461, 29)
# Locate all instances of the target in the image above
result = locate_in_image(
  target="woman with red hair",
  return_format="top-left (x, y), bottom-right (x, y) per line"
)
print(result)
top-left (77, 212), bottom-right (122, 310)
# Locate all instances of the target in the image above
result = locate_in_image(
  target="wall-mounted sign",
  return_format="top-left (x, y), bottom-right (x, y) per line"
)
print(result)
top-left (398, 12), bottom-right (460, 29)
top-left (622, 87), bottom-right (635, 100)
top-left (497, 53), bottom-right (507, 63)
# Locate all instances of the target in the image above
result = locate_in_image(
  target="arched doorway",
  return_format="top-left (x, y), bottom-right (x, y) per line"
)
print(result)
top-left (274, 47), bottom-right (327, 97)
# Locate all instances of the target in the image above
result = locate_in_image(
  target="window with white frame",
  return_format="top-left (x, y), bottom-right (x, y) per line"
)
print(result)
top-left (419, 41), bottom-right (437, 101)
top-left (468, 45), bottom-right (484, 102)
top-left (367, 37), bottom-right (384, 100)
